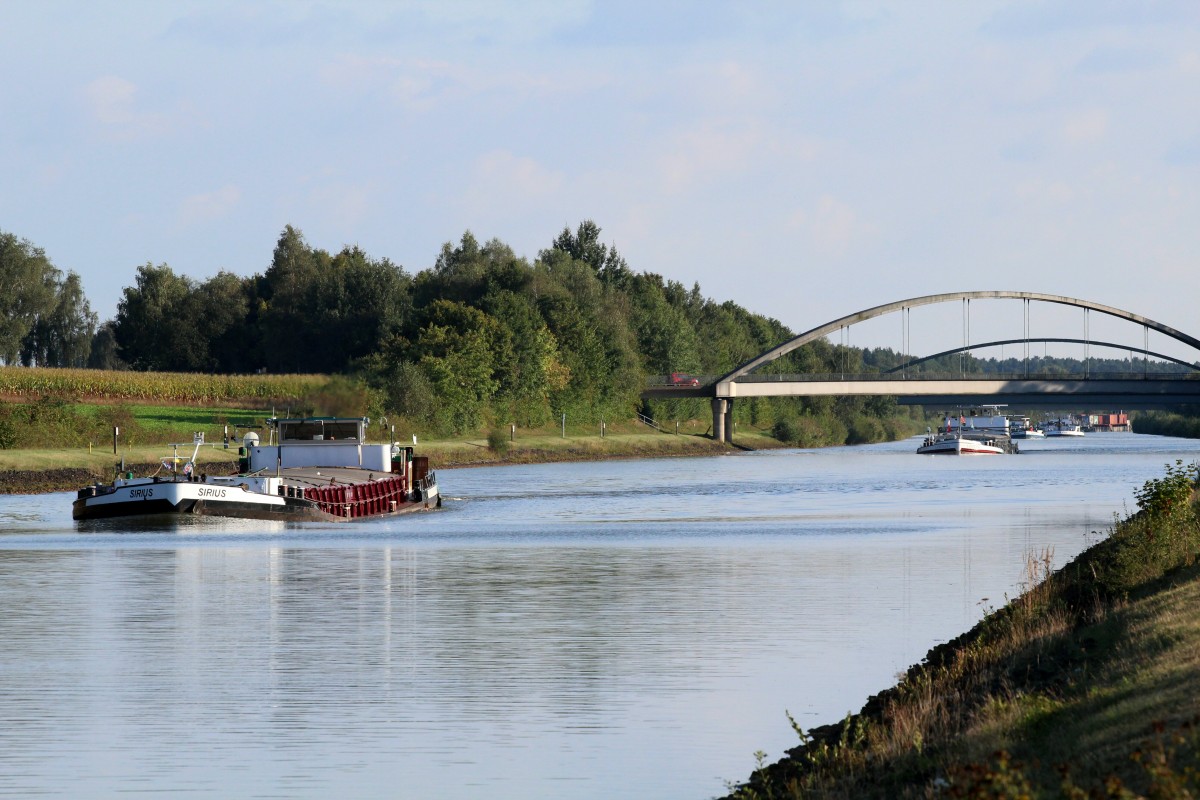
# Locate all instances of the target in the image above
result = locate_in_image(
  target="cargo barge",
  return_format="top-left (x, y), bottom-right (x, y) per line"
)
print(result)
top-left (917, 431), bottom-right (1018, 455)
top-left (73, 417), bottom-right (440, 522)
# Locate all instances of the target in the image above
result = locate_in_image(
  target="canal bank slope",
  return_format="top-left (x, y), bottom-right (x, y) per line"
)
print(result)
top-left (723, 463), bottom-right (1200, 799)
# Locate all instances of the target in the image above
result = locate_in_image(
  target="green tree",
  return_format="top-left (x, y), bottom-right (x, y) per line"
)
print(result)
top-left (113, 263), bottom-right (199, 370)
top-left (535, 248), bottom-right (641, 419)
top-left (549, 219), bottom-right (631, 287)
top-left (196, 271), bottom-right (252, 372)
top-left (411, 300), bottom-right (502, 434)
top-left (258, 225), bottom-right (330, 372)
top-left (88, 321), bottom-right (126, 370)
top-left (484, 288), bottom-right (570, 426)
top-left (311, 246), bottom-right (412, 372)
top-left (625, 272), bottom-right (702, 375)
top-left (0, 232), bottom-right (59, 365)
top-left (365, 356), bottom-right (438, 426)
top-left (257, 229), bottom-right (413, 374)
top-left (20, 271), bottom-right (97, 367)
top-left (413, 231), bottom-right (486, 309)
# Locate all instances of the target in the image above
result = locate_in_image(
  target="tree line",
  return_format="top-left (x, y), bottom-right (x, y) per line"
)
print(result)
top-left (0, 232), bottom-right (97, 369)
top-left (0, 222), bottom-right (928, 439)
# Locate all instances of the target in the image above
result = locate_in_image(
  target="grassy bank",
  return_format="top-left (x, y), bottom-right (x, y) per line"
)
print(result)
top-left (724, 461), bottom-right (1200, 799)
top-left (0, 386), bottom-right (925, 493)
top-left (0, 423), bottom-right (800, 495)
top-left (414, 426), bottom-right (789, 468)
top-left (0, 444), bottom-right (242, 495)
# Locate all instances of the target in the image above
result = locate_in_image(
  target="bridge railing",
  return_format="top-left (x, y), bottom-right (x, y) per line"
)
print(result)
top-left (646, 374), bottom-right (717, 387)
top-left (732, 371), bottom-right (1200, 383)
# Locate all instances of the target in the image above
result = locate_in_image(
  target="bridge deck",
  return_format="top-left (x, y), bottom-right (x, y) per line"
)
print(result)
top-left (642, 376), bottom-right (1200, 409)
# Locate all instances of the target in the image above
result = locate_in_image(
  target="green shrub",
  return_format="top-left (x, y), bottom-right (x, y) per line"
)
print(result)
top-left (305, 375), bottom-right (373, 418)
top-left (772, 418), bottom-right (800, 443)
top-left (1133, 410), bottom-right (1200, 438)
top-left (1082, 460), bottom-right (1200, 598)
top-left (486, 427), bottom-right (510, 454)
top-left (0, 413), bottom-right (14, 449)
top-left (770, 414), bottom-right (849, 448)
top-left (845, 415), bottom-right (885, 445)
top-left (1133, 459), bottom-right (1198, 522)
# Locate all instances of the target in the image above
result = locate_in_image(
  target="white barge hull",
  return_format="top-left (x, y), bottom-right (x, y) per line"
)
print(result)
top-left (73, 475), bottom-right (439, 522)
top-left (916, 434), bottom-right (1014, 455)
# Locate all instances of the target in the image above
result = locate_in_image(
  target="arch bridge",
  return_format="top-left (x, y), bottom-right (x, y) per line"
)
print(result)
top-left (642, 291), bottom-right (1200, 442)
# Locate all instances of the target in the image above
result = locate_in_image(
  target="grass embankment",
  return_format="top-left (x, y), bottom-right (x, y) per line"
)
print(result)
top-left (0, 398), bottom-right (267, 492)
top-left (417, 425), bottom-right (787, 468)
top-left (0, 366), bottom-right (923, 492)
top-left (0, 411), bottom-right (794, 494)
top-left (725, 462), bottom-right (1200, 799)
top-left (0, 444), bottom-right (242, 495)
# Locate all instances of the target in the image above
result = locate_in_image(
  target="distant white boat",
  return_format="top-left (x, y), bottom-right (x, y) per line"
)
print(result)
top-left (1044, 419), bottom-right (1085, 437)
top-left (917, 432), bottom-right (1016, 455)
top-left (1007, 415), bottom-right (1044, 439)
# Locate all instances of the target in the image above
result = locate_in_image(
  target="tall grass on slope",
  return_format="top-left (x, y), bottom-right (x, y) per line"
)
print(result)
top-left (725, 460), bottom-right (1200, 800)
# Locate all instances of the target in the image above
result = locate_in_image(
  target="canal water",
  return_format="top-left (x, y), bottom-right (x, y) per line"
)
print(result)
top-left (1, 433), bottom-right (1197, 799)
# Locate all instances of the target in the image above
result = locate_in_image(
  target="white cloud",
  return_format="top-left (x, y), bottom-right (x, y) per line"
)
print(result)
top-left (403, 0), bottom-right (590, 41)
top-left (656, 124), bottom-right (772, 192)
top-left (1014, 179), bottom-right (1074, 205)
top-left (83, 75), bottom-right (170, 139)
top-left (319, 55), bottom-right (449, 107)
top-left (178, 185), bottom-right (242, 227)
top-left (479, 150), bottom-right (562, 193)
top-left (8, 2), bottom-right (1197, 344)
top-left (1061, 108), bottom-right (1109, 143)
top-left (461, 150), bottom-right (564, 219)
top-left (786, 195), bottom-right (867, 258)
top-left (317, 52), bottom-right (579, 113)
top-left (85, 75), bottom-right (137, 124)
top-left (36, 160), bottom-right (70, 187)
top-left (306, 183), bottom-right (372, 230)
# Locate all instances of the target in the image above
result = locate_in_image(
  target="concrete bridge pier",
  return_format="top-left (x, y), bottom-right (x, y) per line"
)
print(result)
top-left (711, 398), bottom-right (733, 443)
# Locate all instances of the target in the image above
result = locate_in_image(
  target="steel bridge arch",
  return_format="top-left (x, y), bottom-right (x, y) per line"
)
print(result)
top-left (715, 291), bottom-right (1200, 392)
top-left (884, 338), bottom-right (1200, 375)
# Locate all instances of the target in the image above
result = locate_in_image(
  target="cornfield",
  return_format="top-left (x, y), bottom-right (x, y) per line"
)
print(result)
top-left (0, 366), bottom-right (329, 405)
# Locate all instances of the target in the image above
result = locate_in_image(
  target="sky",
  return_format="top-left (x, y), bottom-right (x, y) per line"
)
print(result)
top-left (2, 1), bottom-right (1198, 362)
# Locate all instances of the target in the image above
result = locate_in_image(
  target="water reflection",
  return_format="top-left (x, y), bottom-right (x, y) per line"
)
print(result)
top-left (0, 433), bottom-right (1196, 799)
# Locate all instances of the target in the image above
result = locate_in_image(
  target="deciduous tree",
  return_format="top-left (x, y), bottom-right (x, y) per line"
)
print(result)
top-left (0, 232), bottom-right (59, 365)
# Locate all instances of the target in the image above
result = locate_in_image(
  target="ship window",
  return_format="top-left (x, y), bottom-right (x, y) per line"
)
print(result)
top-left (278, 419), bottom-right (365, 441)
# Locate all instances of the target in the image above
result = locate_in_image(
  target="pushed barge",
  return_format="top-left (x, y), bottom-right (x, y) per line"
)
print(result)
top-left (73, 417), bottom-right (440, 522)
